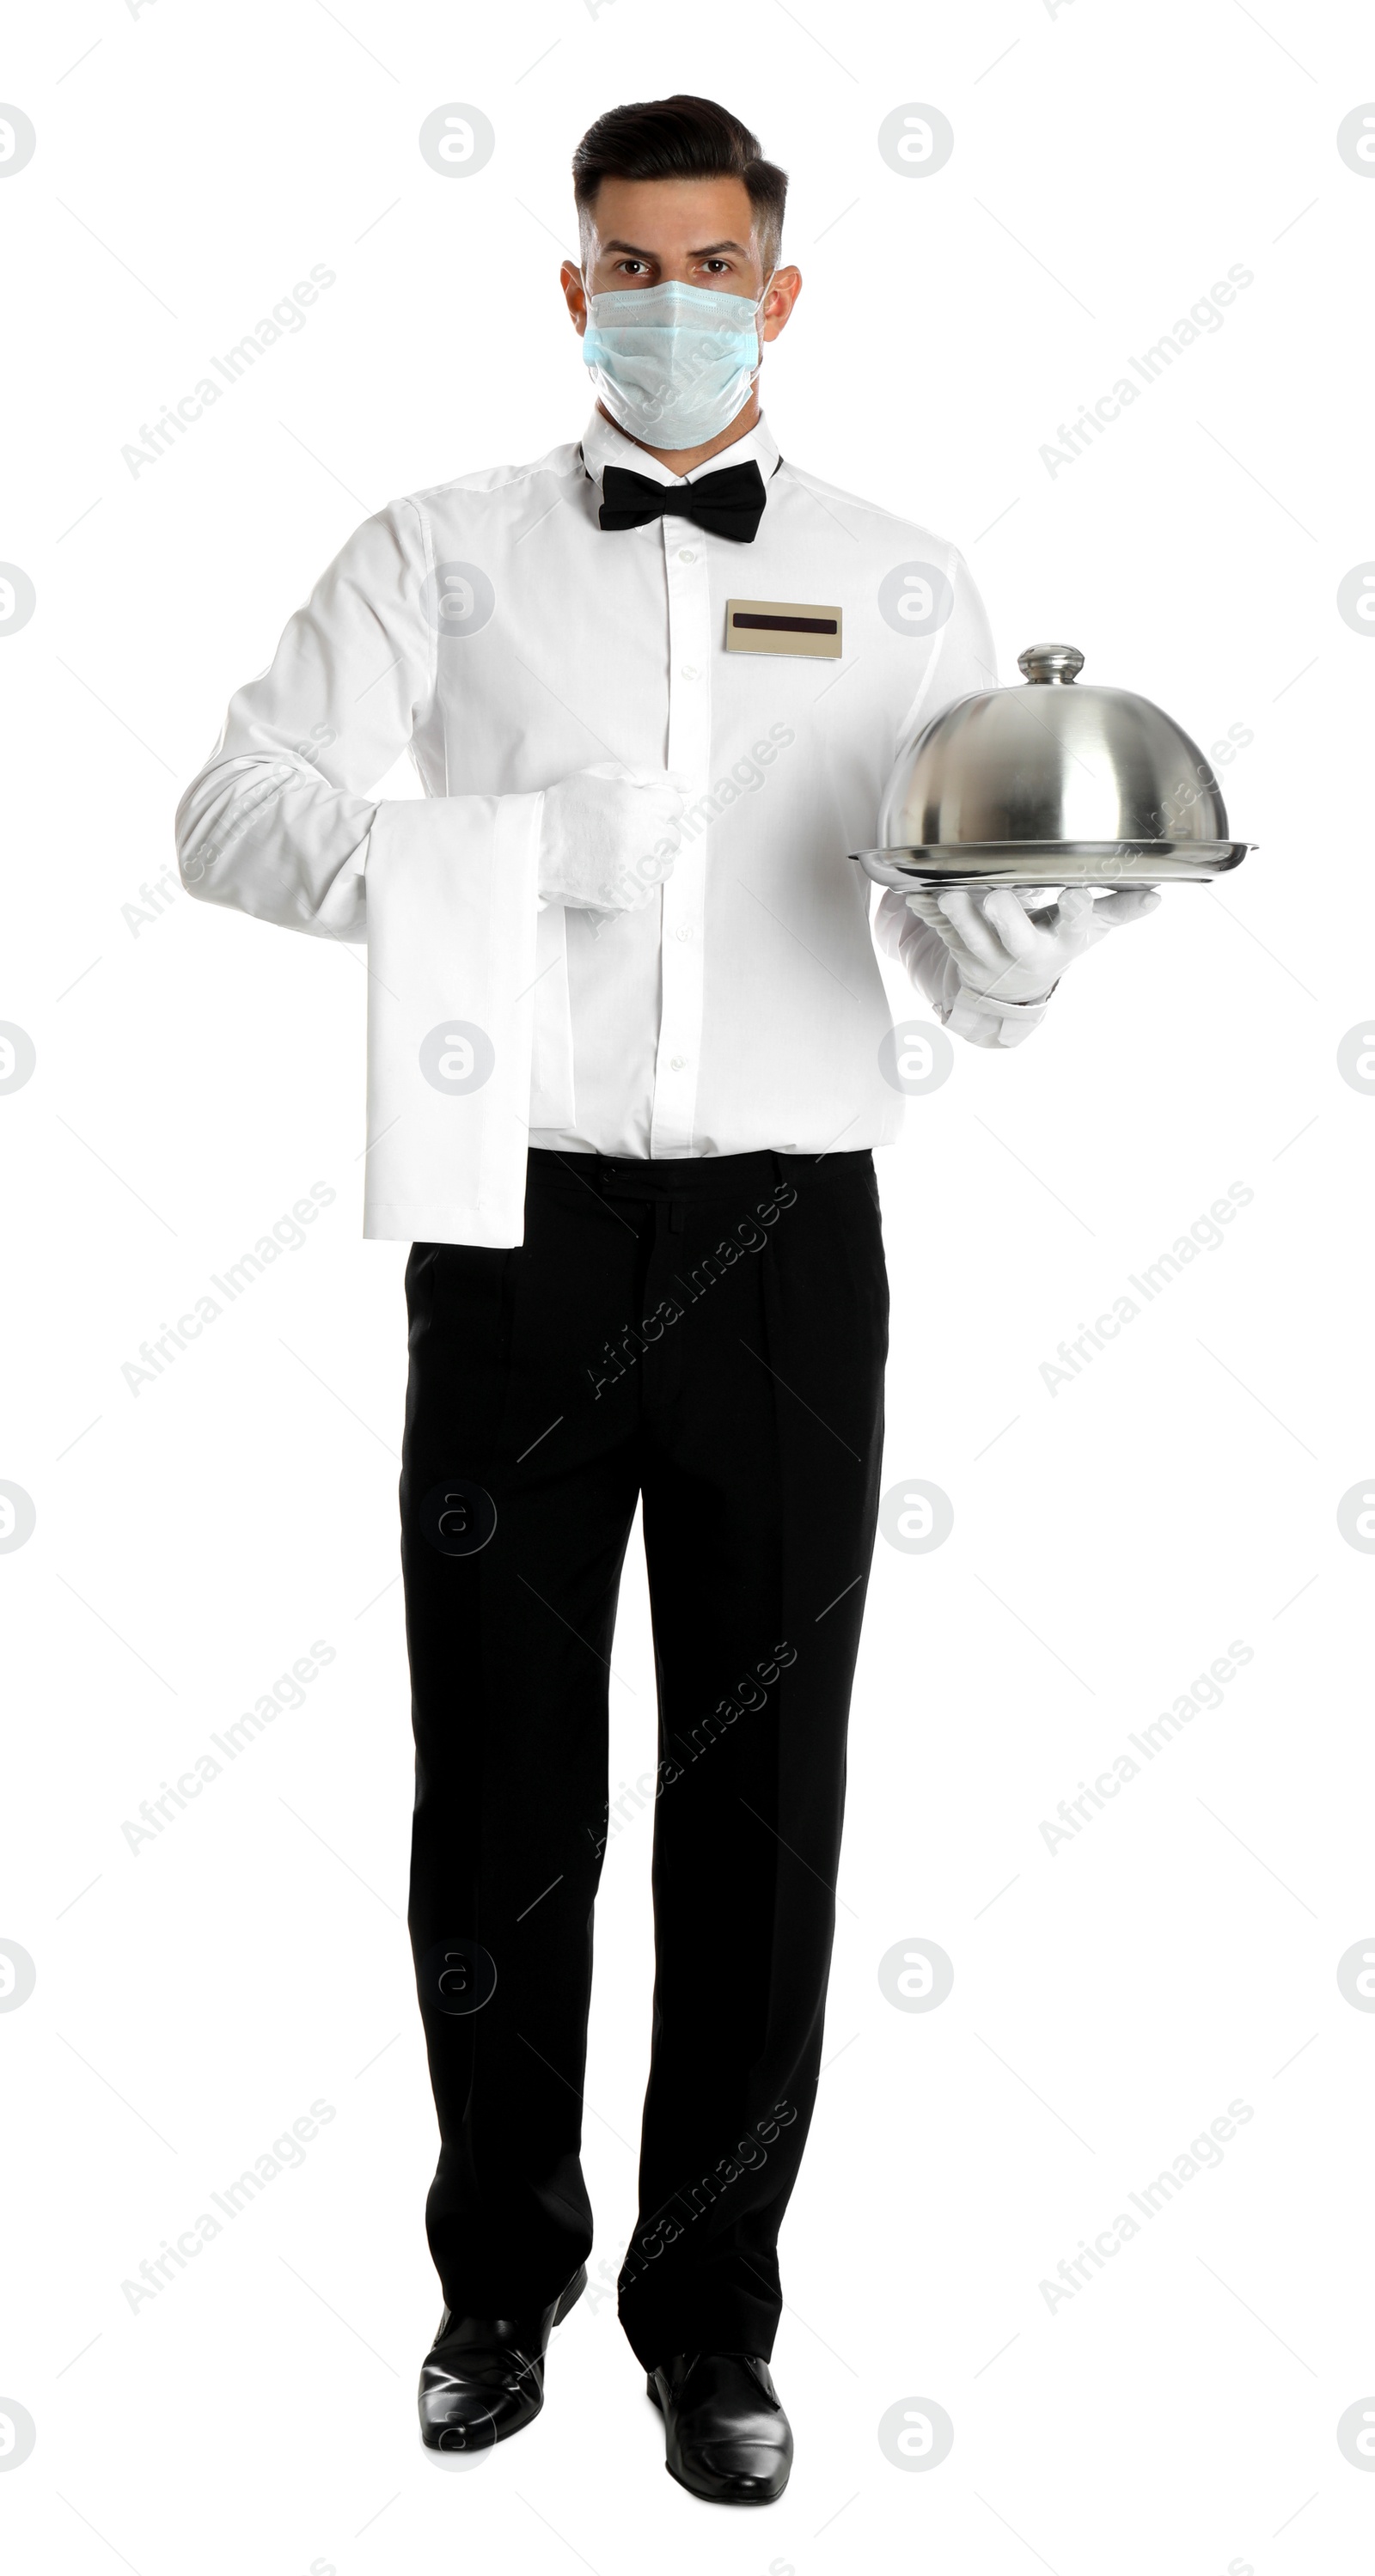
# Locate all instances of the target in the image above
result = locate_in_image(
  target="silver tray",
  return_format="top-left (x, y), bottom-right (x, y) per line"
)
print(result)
top-left (852, 839), bottom-right (1254, 890)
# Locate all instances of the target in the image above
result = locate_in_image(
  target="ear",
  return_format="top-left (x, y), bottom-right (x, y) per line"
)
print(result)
top-left (560, 259), bottom-right (589, 336)
top-left (761, 267), bottom-right (803, 343)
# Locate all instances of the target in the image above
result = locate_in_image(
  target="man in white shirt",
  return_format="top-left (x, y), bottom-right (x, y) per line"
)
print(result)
top-left (177, 93), bottom-right (1152, 2502)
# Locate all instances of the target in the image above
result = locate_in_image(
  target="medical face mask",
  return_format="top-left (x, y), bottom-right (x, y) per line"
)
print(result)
top-left (580, 274), bottom-right (775, 449)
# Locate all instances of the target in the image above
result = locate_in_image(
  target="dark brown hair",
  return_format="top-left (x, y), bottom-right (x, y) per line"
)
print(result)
top-left (572, 95), bottom-right (787, 272)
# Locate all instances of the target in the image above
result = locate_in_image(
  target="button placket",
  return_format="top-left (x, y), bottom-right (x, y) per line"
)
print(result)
top-left (651, 513), bottom-right (712, 1156)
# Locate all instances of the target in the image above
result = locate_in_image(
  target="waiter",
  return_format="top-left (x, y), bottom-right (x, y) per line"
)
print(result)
top-left (176, 94), bottom-right (1154, 2503)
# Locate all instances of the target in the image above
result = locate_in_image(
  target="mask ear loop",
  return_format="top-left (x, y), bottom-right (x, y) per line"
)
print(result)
top-left (749, 266), bottom-right (779, 386)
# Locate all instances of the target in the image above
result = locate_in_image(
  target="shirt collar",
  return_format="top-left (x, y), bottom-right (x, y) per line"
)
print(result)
top-left (580, 406), bottom-right (781, 494)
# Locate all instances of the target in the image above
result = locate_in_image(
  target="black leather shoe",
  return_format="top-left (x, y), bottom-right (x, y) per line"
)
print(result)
top-left (419, 2263), bottom-right (586, 2451)
top-left (647, 2351), bottom-right (793, 2502)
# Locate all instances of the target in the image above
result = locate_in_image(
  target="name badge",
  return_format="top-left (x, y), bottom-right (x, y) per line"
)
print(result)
top-left (724, 598), bottom-right (842, 661)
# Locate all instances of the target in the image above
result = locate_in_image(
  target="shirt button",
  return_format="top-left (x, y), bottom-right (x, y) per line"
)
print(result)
top-left (676, 924), bottom-right (692, 942)
top-left (680, 663), bottom-right (700, 681)
top-left (677, 547), bottom-right (697, 564)
top-left (670, 1054), bottom-right (688, 1071)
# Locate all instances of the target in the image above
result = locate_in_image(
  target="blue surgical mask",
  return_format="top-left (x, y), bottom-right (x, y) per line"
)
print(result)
top-left (581, 275), bottom-right (775, 449)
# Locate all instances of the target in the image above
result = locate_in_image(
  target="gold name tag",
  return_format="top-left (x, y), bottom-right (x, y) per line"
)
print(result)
top-left (724, 598), bottom-right (842, 660)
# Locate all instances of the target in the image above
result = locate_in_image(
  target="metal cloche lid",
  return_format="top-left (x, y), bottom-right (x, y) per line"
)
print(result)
top-left (852, 641), bottom-right (1256, 890)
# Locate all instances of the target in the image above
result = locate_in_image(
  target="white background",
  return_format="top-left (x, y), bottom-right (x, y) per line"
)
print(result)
top-left (3, 2), bottom-right (1373, 2570)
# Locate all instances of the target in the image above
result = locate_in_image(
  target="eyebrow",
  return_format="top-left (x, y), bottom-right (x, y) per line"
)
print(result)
top-left (600, 238), bottom-right (750, 259)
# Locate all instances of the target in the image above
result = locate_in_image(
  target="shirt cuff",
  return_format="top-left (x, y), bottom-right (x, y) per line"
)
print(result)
top-left (940, 980), bottom-right (1058, 1048)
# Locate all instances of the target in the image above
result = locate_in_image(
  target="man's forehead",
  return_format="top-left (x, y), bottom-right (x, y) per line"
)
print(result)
top-left (584, 173), bottom-right (757, 235)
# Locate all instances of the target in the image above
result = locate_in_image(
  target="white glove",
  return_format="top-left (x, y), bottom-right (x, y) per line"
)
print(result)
top-left (877, 882), bottom-right (1159, 1047)
top-left (538, 762), bottom-right (693, 916)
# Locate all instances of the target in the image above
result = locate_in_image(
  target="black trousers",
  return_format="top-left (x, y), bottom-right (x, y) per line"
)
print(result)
top-left (399, 1145), bottom-right (889, 2369)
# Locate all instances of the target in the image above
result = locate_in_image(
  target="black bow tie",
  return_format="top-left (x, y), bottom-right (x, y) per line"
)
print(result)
top-left (598, 457), bottom-right (767, 544)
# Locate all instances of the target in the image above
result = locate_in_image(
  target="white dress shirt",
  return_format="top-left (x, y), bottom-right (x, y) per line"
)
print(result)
top-left (176, 406), bottom-right (1044, 1246)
